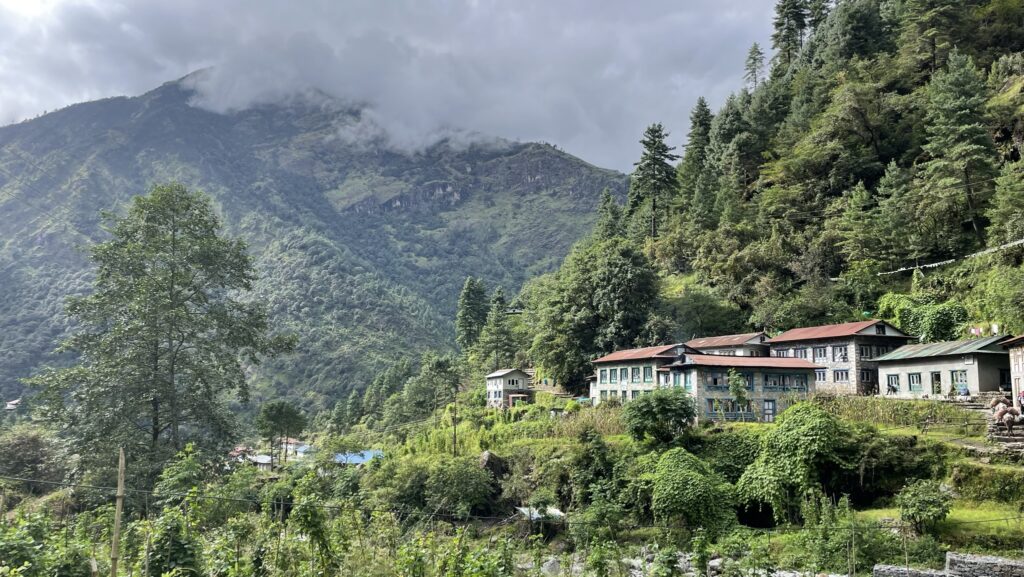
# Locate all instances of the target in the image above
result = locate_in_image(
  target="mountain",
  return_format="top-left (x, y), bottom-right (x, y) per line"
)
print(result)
top-left (0, 78), bottom-right (627, 407)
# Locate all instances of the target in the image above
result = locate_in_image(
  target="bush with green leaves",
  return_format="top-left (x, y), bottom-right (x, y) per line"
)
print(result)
top-left (737, 403), bottom-right (850, 521)
top-left (622, 387), bottom-right (696, 445)
top-left (651, 448), bottom-right (735, 536)
top-left (896, 479), bottom-right (951, 535)
top-left (425, 457), bottom-right (494, 519)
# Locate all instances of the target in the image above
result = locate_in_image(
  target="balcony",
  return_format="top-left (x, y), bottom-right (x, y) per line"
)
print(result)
top-left (705, 411), bottom-right (759, 422)
top-left (704, 384), bottom-right (730, 392)
top-left (763, 384), bottom-right (809, 393)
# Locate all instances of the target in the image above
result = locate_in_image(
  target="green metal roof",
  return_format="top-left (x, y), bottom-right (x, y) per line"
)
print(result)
top-left (875, 335), bottom-right (1011, 362)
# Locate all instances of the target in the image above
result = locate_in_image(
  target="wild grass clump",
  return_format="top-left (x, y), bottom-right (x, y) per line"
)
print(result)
top-left (813, 395), bottom-right (985, 432)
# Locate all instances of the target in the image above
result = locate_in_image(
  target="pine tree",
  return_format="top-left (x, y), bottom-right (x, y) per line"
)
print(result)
top-left (807, 0), bottom-right (831, 32)
top-left (898, 0), bottom-right (959, 78)
top-left (919, 49), bottom-right (997, 250)
top-left (593, 189), bottom-right (624, 240)
top-left (744, 43), bottom-right (766, 89)
top-left (772, 0), bottom-right (809, 68)
top-left (345, 389), bottom-right (363, 429)
top-left (877, 162), bottom-right (928, 266)
top-left (987, 161), bottom-right (1024, 246)
top-left (834, 182), bottom-right (879, 263)
top-left (476, 288), bottom-right (516, 370)
top-left (678, 98), bottom-right (715, 214)
top-left (628, 123), bottom-right (680, 238)
top-left (454, 276), bottom-right (489, 350)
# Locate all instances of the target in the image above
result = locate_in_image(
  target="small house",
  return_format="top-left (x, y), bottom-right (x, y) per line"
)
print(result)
top-left (4, 398), bottom-right (21, 411)
top-left (766, 320), bottom-right (914, 395)
top-left (248, 454), bottom-right (273, 472)
top-left (486, 369), bottom-right (532, 408)
top-left (686, 332), bottom-right (769, 357)
top-left (875, 335), bottom-right (1012, 399)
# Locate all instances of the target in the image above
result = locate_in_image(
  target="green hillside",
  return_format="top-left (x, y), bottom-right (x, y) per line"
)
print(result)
top-left (0, 79), bottom-right (627, 406)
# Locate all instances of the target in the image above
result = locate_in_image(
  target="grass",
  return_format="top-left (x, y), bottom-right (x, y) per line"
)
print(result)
top-left (858, 501), bottom-right (1024, 554)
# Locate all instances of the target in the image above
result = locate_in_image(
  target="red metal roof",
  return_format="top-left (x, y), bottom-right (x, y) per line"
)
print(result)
top-left (1003, 335), bottom-right (1024, 348)
top-left (686, 332), bottom-right (765, 349)
top-left (592, 344), bottom-right (682, 364)
top-left (766, 320), bottom-right (894, 343)
top-left (680, 354), bottom-right (820, 369)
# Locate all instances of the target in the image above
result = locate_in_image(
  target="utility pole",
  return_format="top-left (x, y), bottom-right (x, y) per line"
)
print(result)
top-left (110, 447), bottom-right (125, 577)
top-left (452, 387), bottom-right (458, 457)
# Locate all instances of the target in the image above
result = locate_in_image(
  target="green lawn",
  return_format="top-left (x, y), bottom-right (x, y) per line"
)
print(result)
top-left (858, 501), bottom-right (1024, 554)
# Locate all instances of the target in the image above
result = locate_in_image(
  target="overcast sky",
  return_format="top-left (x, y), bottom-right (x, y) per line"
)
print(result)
top-left (0, 0), bottom-right (773, 171)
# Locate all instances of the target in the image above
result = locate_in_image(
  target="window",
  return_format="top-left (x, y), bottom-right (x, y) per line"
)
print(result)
top-left (684, 371), bottom-right (693, 391)
top-left (609, 369), bottom-right (618, 384)
top-left (833, 346), bottom-right (849, 362)
top-left (763, 399), bottom-right (776, 422)
top-left (631, 367), bottom-right (640, 383)
top-left (643, 366), bottom-right (653, 382)
top-left (672, 372), bottom-right (681, 387)
top-left (621, 390), bottom-right (628, 399)
top-left (952, 370), bottom-right (968, 385)
top-left (775, 349), bottom-right (790, 358)
top-left (815, 369), bottom-right (827, 383)
top-left (600, 391), bottom-right (608, 400)
top-left (631, 390), bottom-right (640, 400)
top-left (834, 370), bottom-right (850, 382)
top-left (875, 324), bottom-right (887, 335)
top-left (620, 368), bottom-right (628, 383)
top-left (722, 350), bottom-right (736, 356)
top-left (860, 369), bottom-right (873, 382)
top-left (706, 399), bottom-right (716, 413)
top-left (599, 369), bottom-right (607, 384)
top-left (909, 373), bottom-right (922, 392)
top-left (813, 346), bottom-right (827, 360)
top-left (794, 348), bottom-right (808, 359)
top-left (886, 374), bottom-right (899, 393)
top-left (793, 374), bottom-right (808, 388)
top-left (859, 345), bottom-right (873, 359)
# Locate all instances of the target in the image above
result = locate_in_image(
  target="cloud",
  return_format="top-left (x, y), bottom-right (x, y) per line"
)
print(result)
top-left (0, 0), bottom-right (773, 170)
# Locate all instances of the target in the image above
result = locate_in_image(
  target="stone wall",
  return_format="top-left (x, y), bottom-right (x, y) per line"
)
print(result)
top-left (873, 565), bottom-right (946, 577)
top-left (873, 552), bottom-right (1024, 577)
top-left (946, 552), bottom-right (1024, 576)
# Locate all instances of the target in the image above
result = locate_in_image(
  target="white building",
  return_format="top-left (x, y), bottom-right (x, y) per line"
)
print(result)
top-left (486, 369), bottom-right (532, 408)
top-left (686, 332), bottom-right (769, 356)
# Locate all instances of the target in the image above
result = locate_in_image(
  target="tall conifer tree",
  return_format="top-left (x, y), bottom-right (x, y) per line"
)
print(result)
top-left (628, 123), bottom-right (680, 238)
top-left (920, 49), bottom-right (997, 249)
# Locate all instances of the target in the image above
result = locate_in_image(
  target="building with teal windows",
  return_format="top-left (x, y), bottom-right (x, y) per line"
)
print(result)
top-left (590, 345), bottom-right (818, 422)
top-left (874, 335), bottom-right (1012, 399)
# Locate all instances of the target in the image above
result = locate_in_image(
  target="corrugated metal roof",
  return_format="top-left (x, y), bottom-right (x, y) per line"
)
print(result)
top-left (875, 335), bottom-right (1011, 362)
top-left (767, 320), bottom-right (902, 343)
top-left (676, 354), bottom-right (820, 369)
top-left (592, 344), bottom-right (683, 363)
top-left (486, 368), bottom-right (529, 378)
top-left (686, 332), bottom-right (765, 349)
top-left (1003, 335), bottom-right (1024, 348)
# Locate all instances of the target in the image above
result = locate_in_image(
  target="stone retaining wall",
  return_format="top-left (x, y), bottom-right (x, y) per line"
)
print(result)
top-left (873, 552), bottom-right (1024, 577)
top-left (946, 552), bottom-right (1024, 576)
top-left (873, 565), bottom-right (945, 577)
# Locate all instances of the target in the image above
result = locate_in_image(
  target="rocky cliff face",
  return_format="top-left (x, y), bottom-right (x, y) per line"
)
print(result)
top-left (0, 79), bottom-right (627, 406)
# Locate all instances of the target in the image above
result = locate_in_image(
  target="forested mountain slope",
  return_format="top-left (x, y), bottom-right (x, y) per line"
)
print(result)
top-left (0, 78), bottom-right (626, 405)
top-left (647, 0), bottom-right (1024, 337)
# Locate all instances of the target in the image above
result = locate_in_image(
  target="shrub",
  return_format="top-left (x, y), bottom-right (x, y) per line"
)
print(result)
top-left (425, 457), bottom-right (494, 519)
top-left (737, 403), bottom-right (849, 521)
top-left (622, 387), bottom-right (697, 445)
top-left (896, 479), bottom-right (951, 535)
top-left (651, 448), bottom-right (735, 536)
top-left (689, 428), bottom-right (764, 483)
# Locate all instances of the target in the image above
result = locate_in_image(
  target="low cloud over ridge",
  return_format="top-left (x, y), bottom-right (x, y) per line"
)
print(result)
top-left (0, 0), bottom-right (772, 170)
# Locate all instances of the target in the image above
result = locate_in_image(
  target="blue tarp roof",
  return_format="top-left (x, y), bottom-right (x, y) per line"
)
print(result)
top-left (333, 449), bottom-right (383, 465)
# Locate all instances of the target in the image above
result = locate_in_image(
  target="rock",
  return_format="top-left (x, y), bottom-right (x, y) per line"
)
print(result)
top-left (541, 558), bottom-right (560, 576)
top-left (707, 557), bottom-right (724, 575)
